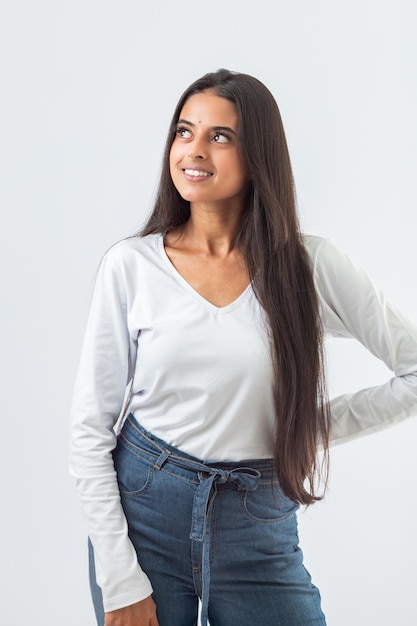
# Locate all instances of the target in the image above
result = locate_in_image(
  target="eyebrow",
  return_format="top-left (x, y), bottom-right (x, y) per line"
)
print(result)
top-left (176, 118), bottom-right (237, 136)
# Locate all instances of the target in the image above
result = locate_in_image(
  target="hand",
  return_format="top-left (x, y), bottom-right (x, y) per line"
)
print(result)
top-left (104, 596), bottom-right (159, 626)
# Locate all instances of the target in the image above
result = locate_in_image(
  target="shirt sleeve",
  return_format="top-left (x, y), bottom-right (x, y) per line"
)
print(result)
top-left (69, 243), bottom-right (153, 612)
top-left (310, 237), bottom-right (417, 445)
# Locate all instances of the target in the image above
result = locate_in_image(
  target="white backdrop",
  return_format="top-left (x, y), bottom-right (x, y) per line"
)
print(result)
top-left (1, 1), bottom-right (416, 624)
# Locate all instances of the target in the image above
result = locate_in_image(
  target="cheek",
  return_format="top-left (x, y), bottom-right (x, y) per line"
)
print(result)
top-left (226, 155), bottom-right (248, 186)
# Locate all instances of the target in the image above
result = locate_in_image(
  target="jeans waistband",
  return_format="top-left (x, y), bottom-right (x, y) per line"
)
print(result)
top-left (121, 415), bottom-right (274, 626)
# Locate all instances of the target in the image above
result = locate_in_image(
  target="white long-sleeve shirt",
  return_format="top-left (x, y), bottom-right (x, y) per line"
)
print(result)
top-left (69, 233), bottom-right (417, 612)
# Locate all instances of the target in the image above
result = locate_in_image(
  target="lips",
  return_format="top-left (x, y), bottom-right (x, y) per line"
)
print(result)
top-left (184, 169), bottom-right (211, 177)
top-left (182, 166), bottom-right (214, 180)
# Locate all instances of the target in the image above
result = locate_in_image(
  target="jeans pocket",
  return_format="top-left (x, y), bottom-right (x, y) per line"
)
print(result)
top-left (113, 438), bottom-right (154, 498)
top-left (241, 482), bottom-right (298, 523)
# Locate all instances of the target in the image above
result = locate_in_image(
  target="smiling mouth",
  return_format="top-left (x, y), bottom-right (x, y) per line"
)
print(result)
top-left (183, 169), bottom-right (212, 177)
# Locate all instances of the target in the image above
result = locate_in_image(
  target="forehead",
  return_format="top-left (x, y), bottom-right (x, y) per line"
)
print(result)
top-left (179, 91), bottom-right (239, 128)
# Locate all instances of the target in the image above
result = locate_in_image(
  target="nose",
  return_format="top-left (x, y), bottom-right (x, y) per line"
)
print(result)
top-left (188, 150), bottom-right (204, 159)
top-left (188, 136), bottom-right (206, 159)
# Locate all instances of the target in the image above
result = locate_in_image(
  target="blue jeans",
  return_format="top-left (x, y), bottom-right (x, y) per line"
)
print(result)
top-left (89, 415), bottom-right (326, 626)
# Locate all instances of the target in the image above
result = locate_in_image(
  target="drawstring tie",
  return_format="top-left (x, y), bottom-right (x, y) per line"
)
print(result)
top-left (191, 467), bottom-right (260, 626)
top-left (153, 446), bottom-right (260, 626)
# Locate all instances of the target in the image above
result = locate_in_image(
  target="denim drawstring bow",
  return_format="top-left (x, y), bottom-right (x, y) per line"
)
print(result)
top-left (154, 447), bottom-right (260, 626)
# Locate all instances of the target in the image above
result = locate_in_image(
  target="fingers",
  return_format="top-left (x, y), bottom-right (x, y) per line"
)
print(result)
top-left (104, 595), bottom-right (158, 625)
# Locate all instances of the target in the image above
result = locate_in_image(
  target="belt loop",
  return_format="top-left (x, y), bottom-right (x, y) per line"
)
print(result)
top-left (153, 449), bottom-right (172, 470)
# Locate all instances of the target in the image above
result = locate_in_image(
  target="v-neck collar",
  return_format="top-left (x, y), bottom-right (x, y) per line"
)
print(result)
top-left (156, 235), bottom-right (253, 315)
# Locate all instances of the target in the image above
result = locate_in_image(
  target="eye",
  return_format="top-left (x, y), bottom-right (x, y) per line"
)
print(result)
top-left (213, 133), bottom-right (230, 144)
top-left (176, 126), bottom-right (192, 139)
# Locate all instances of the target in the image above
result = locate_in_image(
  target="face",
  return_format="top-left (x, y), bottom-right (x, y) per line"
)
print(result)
top-left (169, 91), bottom-right (248, 211)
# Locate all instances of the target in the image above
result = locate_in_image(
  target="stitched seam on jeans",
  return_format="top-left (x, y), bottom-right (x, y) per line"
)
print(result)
top-left (157, 466), bottom-right (200, 487)
top-left (119, 431), bottom-right (279, 488)
top-left (239, 493), bottom-right (297, 524)
top-left (120, 430), bottom-right (209, 473)
top-left (118, 467), bottom-right (154, 498)
top-left (118, 435), bottom-right (199, 486)
top-left (126, 417), bottom-right (165, 452)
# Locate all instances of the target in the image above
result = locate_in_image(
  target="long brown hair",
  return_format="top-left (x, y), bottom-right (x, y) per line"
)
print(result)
top-left (141, 69), bottom-right (330, 505)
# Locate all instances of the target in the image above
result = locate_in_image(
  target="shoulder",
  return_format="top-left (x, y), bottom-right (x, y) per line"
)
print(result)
top-left (301, 234), bottom-right (357, 278)
top-left (301, 234), bottom-right (376, 333)
top-left (301, 233), bottom-right (370, 308)
top-left (301, 234), bottom-right (336, 260)
top-left (104, 234), bottom-right (161, 260)
top-left (301, 234), bottom-right (335, 272)
top-left (100, 234), bottom-right (162, 270)
top-left (94, 234), bottom-right (164, 293)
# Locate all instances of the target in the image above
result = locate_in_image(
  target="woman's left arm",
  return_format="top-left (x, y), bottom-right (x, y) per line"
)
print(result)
top-left (307, 236), bottom-right (417, 445)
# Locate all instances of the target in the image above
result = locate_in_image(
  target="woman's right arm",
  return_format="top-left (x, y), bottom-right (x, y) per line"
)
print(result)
top-left (69, 242), bottom-right (154, 615)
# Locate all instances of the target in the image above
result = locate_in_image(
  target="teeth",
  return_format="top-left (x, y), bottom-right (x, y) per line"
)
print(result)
top-left (184, 169), bottom-right (211, 177)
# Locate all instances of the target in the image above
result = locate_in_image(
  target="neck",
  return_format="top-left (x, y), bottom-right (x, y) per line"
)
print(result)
top-left (179, 201), bottom-right (243, 256)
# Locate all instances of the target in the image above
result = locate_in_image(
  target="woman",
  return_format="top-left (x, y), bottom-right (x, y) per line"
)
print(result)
top-left (70, 69), bottom-right (417, 626)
